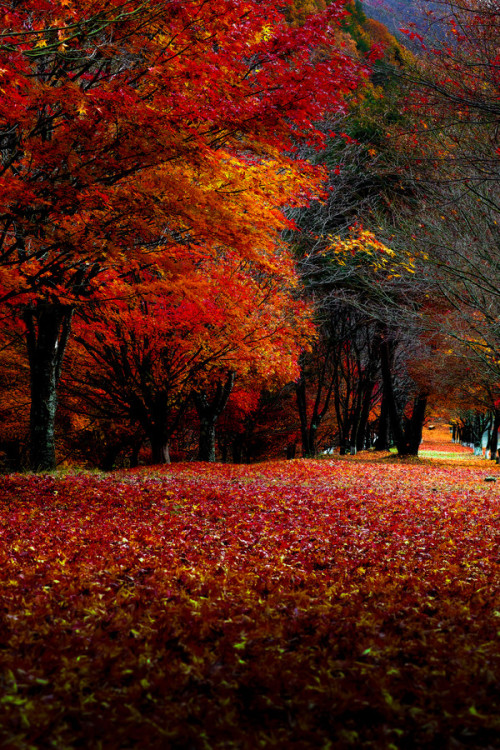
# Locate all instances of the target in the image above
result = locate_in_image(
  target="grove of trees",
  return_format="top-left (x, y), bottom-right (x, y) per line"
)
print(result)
top-left (0, 0), bottom-right (498, 471)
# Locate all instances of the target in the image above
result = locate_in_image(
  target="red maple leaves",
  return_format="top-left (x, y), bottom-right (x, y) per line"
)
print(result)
top-left (0, 0), bottom-right (367, 469)
top-left (1, 458), bottom-right (499, 747)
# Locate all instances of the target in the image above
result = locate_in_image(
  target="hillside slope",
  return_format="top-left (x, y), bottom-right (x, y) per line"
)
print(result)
top-left (363, 0), bottom-right (446, 42)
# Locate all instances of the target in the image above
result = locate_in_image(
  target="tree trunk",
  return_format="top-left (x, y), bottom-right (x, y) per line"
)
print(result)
top-left (129, 439), bottom-right (142, 468)
top-left (24, 303), bottom-right (72, 472)
top-left (379, 338), bottom-right (427, 457)
top-left (150, 437), bottom-right (170, 464)
top-left (193, 372), bottom-right (235, 462)
top-left (355, 380), bottom-right (375, 452)
top-left (296, 353), bottom-right (334, 458)
top-left (379, 338), bottom-right (407, 455)
top-left (404, 394), bottom-right (428, 456)
top-left (295, 370), bottom-right (311, 456)
top-left (307, 423), bottom-right (318, 457)
top-left (488, 409), bottom-right (500, 461)
top-left (334, 385), bottom-right (350, 455)
top-left (198, 419), bottom-right (216, 462)
top-left (348, 389), bottom-right (363, 453)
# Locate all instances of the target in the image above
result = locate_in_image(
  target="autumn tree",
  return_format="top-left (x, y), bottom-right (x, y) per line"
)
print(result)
top-left (282, 16), bottom-right (438, 456)
top-left (387, 0), bottom-right (500, 391)
top-left (216, 384), bottom-right (301, 463)
top-left (398, 0), bottom-right (499, 195)
top-left (0, 0), bottom-right (364, 470)
top-left (410, 316), bottom-right (500, 459)
top-left (0, 321), bottom-right (29, 471)
top-left (66, 244), bottom-right (313, 465)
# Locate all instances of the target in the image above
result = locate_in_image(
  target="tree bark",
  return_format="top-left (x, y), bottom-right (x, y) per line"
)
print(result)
top-left (374, 391), bottom-right (389, 450)
top-left (295, 368), bottom-right (311, 456)
top-left (24, 303), bottom-right (73, 472)
top-left (379, 338), bottom-right (407, 454)
top-left (296, 352), bottom-right (334, 458)
top-left (354, 380), bottom-right (375, 451)
top-left (198, 419), bottom-right (216, 462)
top-left (404, 394), bottom-right (428, 456)
top-left (193, 372), bottom-right (235, 462)
top-left (488, 409), bottom-right (500, 461)
top-left (379, 338), bottom-right (427, 456)
top-left (150, 437), bottom-right (170, 464)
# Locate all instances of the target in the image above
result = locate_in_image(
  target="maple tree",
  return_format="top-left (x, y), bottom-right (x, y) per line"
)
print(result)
top-left (0, 0), bottom-right (365, 471)
top-left (214, 383), bottom-right (301, 463)
top-left (67, 247), bottom-right (312, 465)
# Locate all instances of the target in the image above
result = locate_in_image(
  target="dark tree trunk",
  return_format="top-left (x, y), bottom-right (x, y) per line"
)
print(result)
top-left (193, 372), bottom-right (235, 462)
top-left (130, 388), bottom-right (190, 466)
top-left (379, 338), bottom-right (427, 457)
top-left (348, 386), bottom-right (363, 454)
top-left (379, 338), bottom-right (407, 454)
top-left (23, 303), bottom-right (73, 472)
top-left (129, 439), bottom-right (142, 468)
top-left (355, 380), bottom-right (375, 451)
top-left (198, 419), bottom-right (216, 462)
top-left (488, 409), bottom-right (500, 460)
top-left (150, 437), bottom-right (170, 464)
top-left (295, 369), bottom-right (311, 456)
top-left (334, 383), bottom-right (350, 455)
top-left (296, 353), bottom-right (334, 458)
top-left (307, 423), bottom-right (318, 458)
top-left (374, 392), bottom-right (390, 450)
top-left (404, 394), bottom-right (428, 456)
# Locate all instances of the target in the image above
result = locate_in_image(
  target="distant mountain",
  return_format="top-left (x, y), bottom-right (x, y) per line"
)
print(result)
top-left (362, 0), bottom-right (447, 44)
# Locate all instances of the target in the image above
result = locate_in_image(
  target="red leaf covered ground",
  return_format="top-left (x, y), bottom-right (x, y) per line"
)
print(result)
top-left (0, 456), bottom-right (499, 748)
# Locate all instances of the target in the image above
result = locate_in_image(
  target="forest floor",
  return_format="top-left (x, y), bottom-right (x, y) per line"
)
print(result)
top-left (0, 430), bottom-right (499, 749)
top-left (418, 423), bottom-right (491, 465)
top-left (348, 422), bottom-right (497, 469)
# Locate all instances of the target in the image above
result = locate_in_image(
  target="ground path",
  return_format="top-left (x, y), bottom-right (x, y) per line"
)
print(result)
top-left (419, 422), bottom-right (485, 464)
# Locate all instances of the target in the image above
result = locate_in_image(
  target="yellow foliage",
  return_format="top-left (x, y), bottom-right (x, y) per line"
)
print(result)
top-left (324, 226), bottom-right (418, 276)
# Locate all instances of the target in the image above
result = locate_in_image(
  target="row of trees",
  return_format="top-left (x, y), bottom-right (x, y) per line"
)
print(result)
top-left (292, 0), bottom-right (500, 460)
top-left (0, 0), bottom-right (498, 470)
top-left (396, 0), bottom-right (500, 454)
top-left (0, 0), bottom-right (365, 470)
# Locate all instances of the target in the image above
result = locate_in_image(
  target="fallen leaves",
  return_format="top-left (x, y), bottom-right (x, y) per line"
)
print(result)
top-left (0, 459), bottom-right (499, 747)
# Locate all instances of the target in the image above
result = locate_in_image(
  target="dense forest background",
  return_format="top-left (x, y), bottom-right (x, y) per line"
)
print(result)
top-left (0, 0), bottom-right (498, 471)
